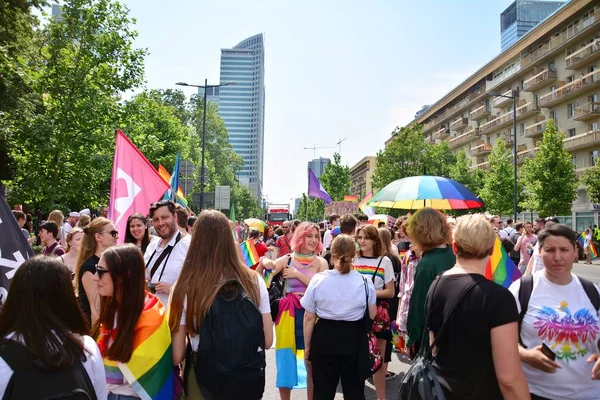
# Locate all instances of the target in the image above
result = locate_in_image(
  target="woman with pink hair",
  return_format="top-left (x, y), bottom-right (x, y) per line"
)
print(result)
top-left (261, 222), bottom-right (328, 400)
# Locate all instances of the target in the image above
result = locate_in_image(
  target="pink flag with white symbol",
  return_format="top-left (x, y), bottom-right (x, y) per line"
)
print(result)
top-left (108, 130), bottom-right (170, 243)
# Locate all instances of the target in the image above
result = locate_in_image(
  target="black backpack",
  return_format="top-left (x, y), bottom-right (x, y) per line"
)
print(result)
top-left (0, 339), bottom-right (96, 400)
top-left (190, 280), bottom-right (266, 400)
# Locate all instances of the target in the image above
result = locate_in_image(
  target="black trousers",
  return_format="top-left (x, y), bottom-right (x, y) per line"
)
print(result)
top-left (310, 318), bottom-right (365, 400)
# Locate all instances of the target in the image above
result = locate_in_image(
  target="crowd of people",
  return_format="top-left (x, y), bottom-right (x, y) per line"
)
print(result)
top-left (2, 202), bottom-right (600, 400)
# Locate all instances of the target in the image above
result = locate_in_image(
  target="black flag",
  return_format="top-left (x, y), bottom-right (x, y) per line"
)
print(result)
top-left (0, 194), bottom-right (34, 302)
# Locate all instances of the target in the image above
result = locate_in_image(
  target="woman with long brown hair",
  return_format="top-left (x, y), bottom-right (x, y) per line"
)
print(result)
top-left (0, 256), bottom-right (107, 399)
top-left (75, 217), bottom-right (118, 326)
top-left (124, 213), bottom-right (151, 253)
top-left (169, 210), bottom-right (272, 399)
top-left (354, 224), bottom-right (395, 400)
top-left (92, 244), bottom-right (174, 399)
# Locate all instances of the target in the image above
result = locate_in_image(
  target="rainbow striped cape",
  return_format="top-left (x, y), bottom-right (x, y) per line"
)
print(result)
top-left (484, 237), bottom-right (521, 288)
top-left (275, 294), bottom-right (307, 389)
top-left (240, 240), bottom-right (260, 267)
top-left (579, 232), bottom-right (598, 258)
top-left (98, 294), bottom-right (174, 400)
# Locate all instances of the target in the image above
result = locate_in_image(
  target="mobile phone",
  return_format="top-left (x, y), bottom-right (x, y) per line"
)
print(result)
top-left (541, 342), bottom-right (556, 361)
top-left (148, 282), bottom-right (156, 294)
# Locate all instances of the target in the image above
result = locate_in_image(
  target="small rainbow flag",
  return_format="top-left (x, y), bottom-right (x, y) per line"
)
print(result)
top-left (484, 237), bottom-right (521, 288)
top-left (344, 195), bottom-right (358, 202)
top-left (264, 268), bottom-right (274, 287)
top-left (240, 240), bottom-right (259, 267)
top-left (358, 192), bottom-right (375, 217)
top-left (99, 294), bottom-right (174, 400)
top-left (578, 232), bottom-right (598, 259)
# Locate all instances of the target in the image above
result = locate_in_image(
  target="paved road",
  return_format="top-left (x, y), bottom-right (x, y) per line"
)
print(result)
top-left (262, 262), bottom-right (600, 399)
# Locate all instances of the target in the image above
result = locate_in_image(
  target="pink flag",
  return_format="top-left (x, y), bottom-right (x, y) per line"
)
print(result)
top-left (108, 130), bottom-right (170, 242)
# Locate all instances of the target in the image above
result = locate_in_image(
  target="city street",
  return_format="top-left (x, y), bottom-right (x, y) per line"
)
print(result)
top-left (262, 261), bottom-right (600, 399)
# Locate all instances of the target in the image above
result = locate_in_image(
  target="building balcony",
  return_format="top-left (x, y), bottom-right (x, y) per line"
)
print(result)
top-left (566, 40), bottom-right (600, 70)
top-left (470, 104), bottom-right (491, 121)
top-left (499, 130), bottom-right (514, 146)
top-left (516, 147), bottom-right (537, 165)
top-left (434, 126), bottom-right (450, 140)
top-left (421, 86), bottom-right (487, 134)
top-left (539, 70), bottom-right (600, 108)
top-left (574, 102), bottom-right (600, 121)
top-left (516, 101), bottom-right (540, 120)
top-left (524, 118), bottom-right (546, 138)
top-left (448, 127), bottom-right (479, 149)
top-left (471, 141), bottom-right (492, 157)
top-left (523, 68), bottom-right (557, 92)
top-left (479, 112), bottom-right (514, 135)
top-left (473, 161), bottom-right (490, 171)
top-left (450, 117), bottom-right (469, 132)
top-left (563, 128), bottom-right (600, 152)
top-left (493, 89), bottom-right (515, 108)
top-left (520, 9), bottom-right (600, 69)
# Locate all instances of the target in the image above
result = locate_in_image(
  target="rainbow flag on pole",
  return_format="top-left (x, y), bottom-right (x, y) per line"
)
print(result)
top-left (240, 240), bottom-right (259, 267)
top-left (484, 237), bottom-right (521, 288)
top-left (99, 294), bottom-right (174, 400)
top-left (358, 192), bottom-right (375, 217)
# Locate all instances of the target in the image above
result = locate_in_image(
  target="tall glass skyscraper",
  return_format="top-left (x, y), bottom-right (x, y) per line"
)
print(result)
top-left (213, 34), bottom-right (265, 201)
top-left (500, 0), bottom-right (565, 52)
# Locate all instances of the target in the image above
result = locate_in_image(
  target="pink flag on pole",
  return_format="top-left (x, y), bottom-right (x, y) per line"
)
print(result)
top-left (108, 130), bottom-right (170, 242)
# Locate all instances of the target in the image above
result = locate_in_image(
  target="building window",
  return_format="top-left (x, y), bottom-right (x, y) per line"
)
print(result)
top-left (568, 103), bottom-right (575, 118)
top-left (592, 122), bottom-right (599, 131)
top-left (572, 155), bottom-right (577, 166)
top-left (590, 150), bottom-right (599, 166)
top-left (549, 110), bottom-right (557, 123)
top-left (520, 123), bottom-right (525, 136)
top-left (568, 128), bottom-right (576, 137)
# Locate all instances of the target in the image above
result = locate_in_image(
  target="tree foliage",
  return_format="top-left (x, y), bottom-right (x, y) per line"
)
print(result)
top-left (449, 149), bottom-right (484, 196)
top-left (583, 164), bottom-right (600, 205)
top-left (297, 194), bottom-right (325, 222)
top-left (479, 138), bottom-right (518, 216)
top-left (520, 119), bottom-right (577, 217)
top-left (232, 184), bottom-right (261, 220)
top-left (319, 153), bottom-right (350, 201)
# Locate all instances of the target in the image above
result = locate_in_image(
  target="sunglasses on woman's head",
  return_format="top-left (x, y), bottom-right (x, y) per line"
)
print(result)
top-left (95, 265), bottom-right (110, 278)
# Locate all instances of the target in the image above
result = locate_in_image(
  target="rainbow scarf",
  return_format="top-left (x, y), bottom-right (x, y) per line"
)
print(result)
top-left (354, 263), bottom-right (385, 281)
top-left (275, 294), bottom-right (307, 389)
top-left (294, 252), bottom-right (315, 268)
top-left (484, 237), bottom-right (521, 288)
top-left (579, 232), bottom-right (598, 258)
top-left (98, 294), bottom-right (174, 400)
top-left (240, 240), bottom-right (259, 267)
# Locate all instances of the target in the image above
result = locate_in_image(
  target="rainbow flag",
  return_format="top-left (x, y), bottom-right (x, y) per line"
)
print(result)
top-left (358, 192), bottom-right (375, 217)
top-left (264, 268), bottom-right (274, 287)
top-left (355, 264), bottom-right (385, 281)
top-left (484, 237), bottom-right (521, 288)
top-left (99, 294), bottom-right (174, 400)
top-left (240, 240), bottom-right (259, 267)
top-left (579, 232), bottom-right (598, 259)
top-left (344, 195), bottom-right (358, 202)
top-left (275, 294), bottom-right (307, 389)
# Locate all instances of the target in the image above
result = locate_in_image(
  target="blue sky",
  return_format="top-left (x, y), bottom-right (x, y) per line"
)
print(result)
top-left (121, 0), bottom-right (520, 211)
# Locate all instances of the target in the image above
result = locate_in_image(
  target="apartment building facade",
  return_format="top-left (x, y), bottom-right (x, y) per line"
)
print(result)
top-left (395, 0), bottom-right (600, 230)
top-left (349, 156), bottom-right (377, 199)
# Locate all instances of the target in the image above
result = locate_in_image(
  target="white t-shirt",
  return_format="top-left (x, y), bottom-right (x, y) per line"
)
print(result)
top-left (144, 232), bottom-right (191, 307)
top-left (531, 244), bottom-right (545, 273)
top-left (508, 271), bottom-right (600, 400)
top-left (354, 256), bottom-right (395, 290)
top-left (179, 274), bottom-right (270, 350)
top-left (322, 229), bottom-right (333, 250)
top-left (300, 270), bottom-right (376, 321)
top-left (63, 221), bottom-right (72, 236)
top-left (0, 334), bottom-right (107, 400)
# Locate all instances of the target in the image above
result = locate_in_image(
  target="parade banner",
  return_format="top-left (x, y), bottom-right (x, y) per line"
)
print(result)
top-left (108, 130), bottom-right (170, 242)
top-left (0, 194), bottom-right (34, 298)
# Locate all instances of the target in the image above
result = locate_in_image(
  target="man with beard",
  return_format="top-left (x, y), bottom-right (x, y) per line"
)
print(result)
top-left (144, 200), bottom-right (191, 307)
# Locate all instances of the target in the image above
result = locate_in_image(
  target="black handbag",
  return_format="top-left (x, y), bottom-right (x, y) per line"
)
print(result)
top-left (268, 255), bottom-right (291, 321)
top-left (398, 276), bottom-right (480, 400)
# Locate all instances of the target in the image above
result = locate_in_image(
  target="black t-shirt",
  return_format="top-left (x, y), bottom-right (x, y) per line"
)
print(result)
top-left (426, 274), bottom-right (518, 400)
top-left (77, 255), bottom-right (99, 325)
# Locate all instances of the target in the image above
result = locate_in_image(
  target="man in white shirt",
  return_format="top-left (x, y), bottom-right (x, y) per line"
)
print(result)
top-left (144, 200), bottom-right (191, 307)
top-left (321, 214), bottom-right (340, 256)
top-left (63, 211), bottom-right (79, 236)
top-left (490, 216), bottom-right (508, 240)
top-left (502, 218), bottom-right (516, 239)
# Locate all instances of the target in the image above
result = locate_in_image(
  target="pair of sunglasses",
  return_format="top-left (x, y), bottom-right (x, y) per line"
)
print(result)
top-left (94, 265), bottom-right (110, 278)
top-left (104, 230), bottom-right (119, 238)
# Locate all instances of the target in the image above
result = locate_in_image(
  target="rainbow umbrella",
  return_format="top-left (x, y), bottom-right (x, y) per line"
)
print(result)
top-left (244, 218), bottom-right (267, 233)
top-left (369, 175), bottom-right (484, 210)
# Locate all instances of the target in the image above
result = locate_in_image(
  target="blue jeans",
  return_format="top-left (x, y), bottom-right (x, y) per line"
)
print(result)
top-left (107, 394), bottom-right (139, 400)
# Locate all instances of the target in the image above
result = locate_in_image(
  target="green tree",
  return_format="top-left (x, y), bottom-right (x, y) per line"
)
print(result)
top-left (422, 140), bottom-right (456, 177)
top-left (232, 184), bottom-right (261, 220)
top-left (319, 152), bottom-right (350, 201)
top-left (7, 0), bottom-right (146, 210)
top-left (449, 149), bottom-right (484, 196)
top-left (583, 164), bottom-right (600, 204)
top-left (479, 138), bottom-right (517, 216)
top-left (520, 119), bottom-right (577, 217)
top-left (372, 124), bottom-right (426, 191)
top-left (297, 194), bottom-right (325, 222)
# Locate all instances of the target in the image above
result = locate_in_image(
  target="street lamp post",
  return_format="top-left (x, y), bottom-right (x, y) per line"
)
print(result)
top-left (488, 90), bottom-right (518, 222)
top-left (175, 80), bottom-right (235, 210)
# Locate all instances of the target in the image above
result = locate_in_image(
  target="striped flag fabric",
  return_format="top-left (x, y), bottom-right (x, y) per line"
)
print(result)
top-left (484, 237), bottom-right (521, 288)
top-left (578, 231), bottom-right (598, 259)
top-left (240, 240), bottom-right (259, 267)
